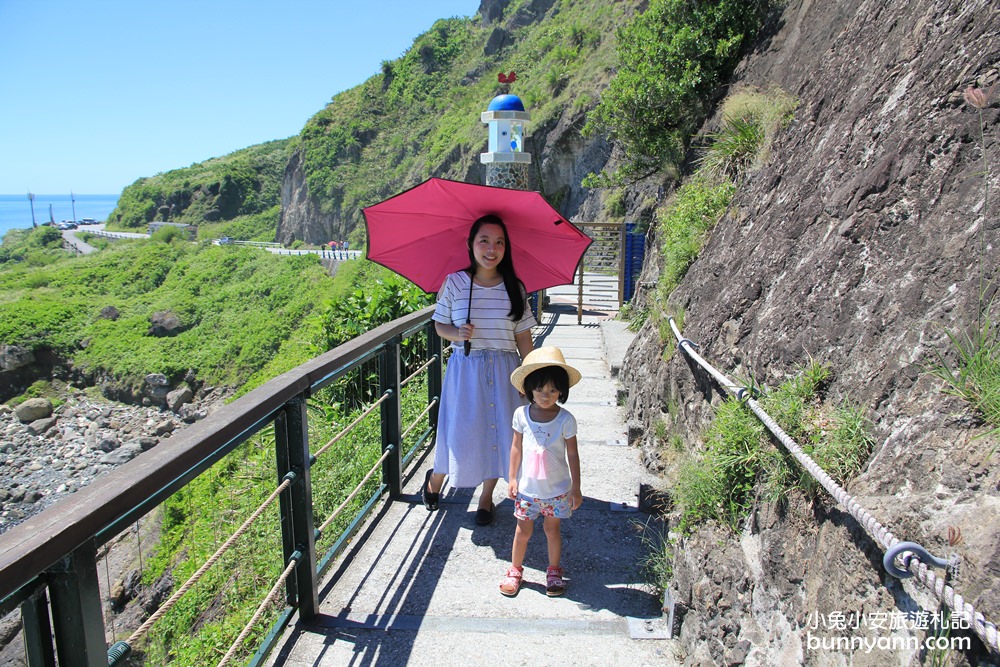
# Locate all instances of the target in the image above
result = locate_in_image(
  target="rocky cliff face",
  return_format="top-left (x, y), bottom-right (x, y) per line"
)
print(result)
top-left (623, 0), bottom-right (999, 665)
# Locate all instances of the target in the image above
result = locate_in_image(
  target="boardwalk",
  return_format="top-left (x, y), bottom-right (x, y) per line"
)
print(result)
top-left (265, 299), bottom-right (678, 666)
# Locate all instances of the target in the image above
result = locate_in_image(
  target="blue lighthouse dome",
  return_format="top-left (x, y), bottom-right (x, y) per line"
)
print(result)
top-left (487, 94), bottom-right (525, 112)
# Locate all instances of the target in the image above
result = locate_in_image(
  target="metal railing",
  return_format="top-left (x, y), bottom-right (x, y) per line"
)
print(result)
top-left (0, 305), bottom-right (442, 666)
top-left (567, 222), bottom-right (645, 324)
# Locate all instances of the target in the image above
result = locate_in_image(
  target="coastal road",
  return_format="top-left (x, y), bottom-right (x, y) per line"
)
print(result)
top-left (61, 227), bottom-right (99, 255)
top-left (65, 224), bottom-right (363, 261)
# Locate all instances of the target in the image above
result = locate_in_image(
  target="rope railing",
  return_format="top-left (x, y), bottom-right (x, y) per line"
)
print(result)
top-left (318, 447), bottom-right (394, 535)
top-left (401, 355), bottom-right (437, 388)
top-left (313, 391), bottom-right (391, 459)
top-left (668, 317), bottom-right (999, 655)
top-left (216, 552), bottom-right (300, 667)
top-left (401, 399), bottom-right (438, 441)
top-left (107, 475), bottom-right (295, 663)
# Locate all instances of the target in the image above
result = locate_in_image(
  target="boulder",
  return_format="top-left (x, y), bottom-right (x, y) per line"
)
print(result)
top-left (14, 398), bottom-right (53, 423)
top-left (143, 374), bottom-right (171, 403)
top-left (0, 345), bottom-right (34, 372)
top-left (166, 385), bottom-right (194, 412)
top-left (148, 311), bottom-right (183, 337)
top-left (26, 417), bottom-right (57, 436)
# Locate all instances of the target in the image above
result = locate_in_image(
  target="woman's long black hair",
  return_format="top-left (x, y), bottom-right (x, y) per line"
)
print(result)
top-left (466, 214), bottom-right (526, 320)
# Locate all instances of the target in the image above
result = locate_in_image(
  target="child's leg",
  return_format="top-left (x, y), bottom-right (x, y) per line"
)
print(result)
top-left (501, 517), bottom-right (533, 596)
top-left (511, 517), bottom-right (533, 568)
top-left (542, 516), bottom-right (562, 568)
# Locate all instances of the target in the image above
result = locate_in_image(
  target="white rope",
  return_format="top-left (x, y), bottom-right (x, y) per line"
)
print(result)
top-left (669, 318), bottom-right (999, 654)
top-left (314, 391), bottom-right (390, 459)
top-left (125, 477), bottom-right (292, 645)
top-left (318, 448), bottom-right (393, 534)
top-left (216, 555), bottom-right (299, 667)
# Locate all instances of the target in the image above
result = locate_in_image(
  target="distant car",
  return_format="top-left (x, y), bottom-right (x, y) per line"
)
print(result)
top-left (218, 236), bottom-right (234, 245)
top-left (58, 221), bottom-right (78, 230)
top-left (80, 218), bottom-right (97, 225)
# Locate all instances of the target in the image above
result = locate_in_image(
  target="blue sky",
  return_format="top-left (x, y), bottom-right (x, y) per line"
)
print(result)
top-left (0, 0), bottom-right (479, 194)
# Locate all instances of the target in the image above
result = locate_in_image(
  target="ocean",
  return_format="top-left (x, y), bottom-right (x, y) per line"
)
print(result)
top-left (0, 194), bottom-right (120, 240)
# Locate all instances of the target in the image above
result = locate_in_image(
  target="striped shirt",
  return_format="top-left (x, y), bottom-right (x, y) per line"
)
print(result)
top-left (433, 271), bottom-right (536, 352)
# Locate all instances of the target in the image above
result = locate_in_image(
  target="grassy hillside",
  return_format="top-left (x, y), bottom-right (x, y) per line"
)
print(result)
top-left (106, 139), bottom-right (293, 241)
top-left (0, 230), bottom-right (429, 400)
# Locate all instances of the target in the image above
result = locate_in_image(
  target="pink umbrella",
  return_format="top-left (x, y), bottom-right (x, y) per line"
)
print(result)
top-left (363, 178), bottom-right (592, 294)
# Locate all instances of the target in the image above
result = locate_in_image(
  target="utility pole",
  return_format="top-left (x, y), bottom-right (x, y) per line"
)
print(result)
top-left (71, 190), bottom-right (77, 224)
top-left (28, 192), bottom-right (37, 227)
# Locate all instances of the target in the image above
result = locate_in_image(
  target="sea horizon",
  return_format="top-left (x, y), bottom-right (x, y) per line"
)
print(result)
top-left (0, 193), bottom-right (120, 239)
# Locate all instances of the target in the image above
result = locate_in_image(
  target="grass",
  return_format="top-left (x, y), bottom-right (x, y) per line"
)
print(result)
top-left (696, 86), bottom-right (797, 182)
top-left (925, 316), bottom-right (1000, 432)
top-left (672, 361), bottom-right (875, 533)
top-left (137, 363), bottom-right (433, 665)
top-left (637, 517), bottom-right (673, 602)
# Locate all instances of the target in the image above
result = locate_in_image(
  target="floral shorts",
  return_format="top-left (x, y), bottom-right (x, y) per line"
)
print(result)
top-left (514, 491), bottom-right (574, 521)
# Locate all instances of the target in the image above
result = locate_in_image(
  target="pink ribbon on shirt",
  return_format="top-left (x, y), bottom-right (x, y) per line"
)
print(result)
top-left (524, 447), bottom-right (547, 479)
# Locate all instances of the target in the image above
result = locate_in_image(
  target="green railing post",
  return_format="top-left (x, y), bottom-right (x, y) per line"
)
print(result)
top-left (380, 337), bottom-right (402, 499)
top-left (46, 542), bottom-right (106, 667)
top-left (428, 322), bottom-right (444, 429)
top-left (273, 395), bottom-right (319, 621)
top-left (21, 588), bottom-right (56, 667)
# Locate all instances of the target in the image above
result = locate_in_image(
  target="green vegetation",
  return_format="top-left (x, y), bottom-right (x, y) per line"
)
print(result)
top-left (0, 225), bottom-right (66, 268)
top-left (0, 227), bottom-right (431, 401)
top-left (656, 177), bottom-right (736, 300)
top-left (926, 318), bottom-right (1000, 432)
top-left (584, 0), bottom-right (771, 186)
top-left (648, 87), bottom-right (797, 344)
top-left (107, 139), bottom-right (293, 235)
top-left (673, 362), bottom-right (874, 533)
top-left (637, 518), bottom-right (673, 602)
top-left (135, 259), bottom-right (432, 664)
top-left (297, 0), bottom-right (632, 234)
top-left (696, 86), bottom-right (797, 181)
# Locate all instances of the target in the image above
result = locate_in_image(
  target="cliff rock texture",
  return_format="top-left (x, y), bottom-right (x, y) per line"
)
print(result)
top-left (624, 0), bottom-right (999, 664)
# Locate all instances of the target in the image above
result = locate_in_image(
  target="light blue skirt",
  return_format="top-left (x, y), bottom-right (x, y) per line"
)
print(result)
top-left (433, 348), bottom-right (526, 488)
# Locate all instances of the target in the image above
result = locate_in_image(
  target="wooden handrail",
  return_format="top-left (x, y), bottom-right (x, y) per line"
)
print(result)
top-left (0, 306), bottom-right (435, 605)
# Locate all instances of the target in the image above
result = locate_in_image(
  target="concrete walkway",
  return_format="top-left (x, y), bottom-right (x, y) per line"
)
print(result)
top-left (265, 303), bottom-right (677, 666)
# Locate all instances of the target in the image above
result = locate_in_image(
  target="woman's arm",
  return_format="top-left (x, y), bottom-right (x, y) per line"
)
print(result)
top-left (514, 328), bottom-right (533, 359)
top-left (435, 321), bottom-right (474, 343)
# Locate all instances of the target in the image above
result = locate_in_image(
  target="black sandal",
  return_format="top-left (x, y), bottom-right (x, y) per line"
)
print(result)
top-left (422, 469), bottom-right (439, 511)
top-left (475, 502), bottom-right (496, 526)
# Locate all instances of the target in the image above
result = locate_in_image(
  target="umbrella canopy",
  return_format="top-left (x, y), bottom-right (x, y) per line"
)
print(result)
top-left (363, 178), bottom-right (592, 293)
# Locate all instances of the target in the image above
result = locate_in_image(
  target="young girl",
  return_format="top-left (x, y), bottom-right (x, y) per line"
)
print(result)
top-left (500, 346), bottom-right (582, 597)
top-left (423, 214), bottom-right (536, 526)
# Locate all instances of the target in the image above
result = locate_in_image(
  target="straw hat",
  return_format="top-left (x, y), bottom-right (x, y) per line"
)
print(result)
top-left (510, 346), bottom-right (582, 393)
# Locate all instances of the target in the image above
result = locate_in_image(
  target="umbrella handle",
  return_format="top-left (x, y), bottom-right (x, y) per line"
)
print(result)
top-left (464, 276), bottom-right (474, 356)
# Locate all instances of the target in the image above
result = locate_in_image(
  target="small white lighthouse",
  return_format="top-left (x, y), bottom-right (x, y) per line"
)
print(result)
top-left (481, 94), bottom-right (531, 190)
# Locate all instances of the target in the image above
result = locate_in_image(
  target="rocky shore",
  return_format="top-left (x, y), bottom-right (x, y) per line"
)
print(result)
top-left (0, 383), bottom-right (234, 665)
top-left (0, 384), bottom-right (231, 535)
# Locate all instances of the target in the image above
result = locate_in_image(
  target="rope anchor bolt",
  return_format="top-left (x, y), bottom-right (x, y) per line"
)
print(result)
top-left (883, 541), bottom-right (952, 579)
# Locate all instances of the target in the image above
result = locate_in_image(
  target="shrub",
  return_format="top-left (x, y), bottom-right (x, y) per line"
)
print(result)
top-left (696, 86), bottom-right (798, 181)
top-left (584, 0), bottom-right (771, 185)
top-left (656, 177), bottom-right (736, 302)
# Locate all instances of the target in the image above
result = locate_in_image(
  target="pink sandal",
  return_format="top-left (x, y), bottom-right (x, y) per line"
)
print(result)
top-left (499, 566), bottom-right (523, 597)
top-left (546, 566), bottom-right (566, 597)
